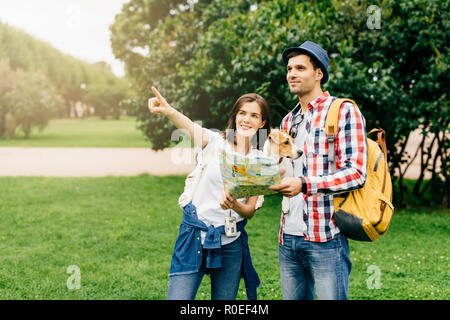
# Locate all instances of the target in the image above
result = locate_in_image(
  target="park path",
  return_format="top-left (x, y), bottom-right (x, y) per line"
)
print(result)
top-left (0, 129), bottom-right (432, 179)
top-left (0, 147), bottom-right (196, 177)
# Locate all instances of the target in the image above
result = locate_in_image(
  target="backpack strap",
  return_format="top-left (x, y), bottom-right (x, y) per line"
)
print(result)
top-left (368, 128), bottom-right (390, 200)
top-left (368, 128), bottom-right (388, 158)
top-left (325, 98), bottom-right (358, 171)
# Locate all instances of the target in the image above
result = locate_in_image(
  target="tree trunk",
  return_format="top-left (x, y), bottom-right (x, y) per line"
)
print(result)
top-left (5, 113), bottom-right (16, 139)
top-left (24, 124), bottom-right (31, 139)
top-left (0, 106), bottom-right (5, 137)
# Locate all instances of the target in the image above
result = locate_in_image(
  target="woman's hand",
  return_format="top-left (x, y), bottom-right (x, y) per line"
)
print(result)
top-left (220, 191), bottom-right (237, 211)
top-left (220, 192), bottom-right (257, 219)
top-left (148, 86), bottom-right (174, 116)
top-left (147, 86), bottom-right (209, 149)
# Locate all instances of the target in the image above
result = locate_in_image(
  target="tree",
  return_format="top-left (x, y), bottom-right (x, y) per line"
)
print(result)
top-left (84, 81), bottom-right (129, 119)
top-left (112, 0), bottom-right (449, 207)
top-left (0, 22), bottom-right (127, 119)
top-left (111, 0), bottom-right (262, 147)
top-left (2, 69), bottom-right (63, 138)
top-left (0, 58), bottom-right (16, 136)
top-left (323, 0), bottom-right (449, 207)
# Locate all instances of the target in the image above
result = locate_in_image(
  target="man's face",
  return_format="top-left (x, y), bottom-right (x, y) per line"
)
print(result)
top-left (286, 54), bottom-right (322, 96)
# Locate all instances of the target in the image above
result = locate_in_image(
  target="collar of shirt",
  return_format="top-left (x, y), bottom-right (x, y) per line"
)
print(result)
top-left (289, 91), bottom-right (330, 117)
top-left (307, 91), bottom-right (330, 112)
top-left (282, 91), bottom-right (331, 133)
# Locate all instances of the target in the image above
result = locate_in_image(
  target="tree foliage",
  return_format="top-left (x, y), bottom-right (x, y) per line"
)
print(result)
top-left (0, 67), bottom-right (63, 138)
top-left (111, 0), bottom-right (449, 207)
top-left (0, 22), bottom-right (129, 137)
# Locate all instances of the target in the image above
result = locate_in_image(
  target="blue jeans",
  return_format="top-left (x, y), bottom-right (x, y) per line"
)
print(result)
top-left (167, 236), bottom-right (243, 300)
top-left (278, 233), bottom-right (351, 300)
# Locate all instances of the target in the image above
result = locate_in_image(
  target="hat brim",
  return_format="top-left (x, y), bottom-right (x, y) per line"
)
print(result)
top-left (282, 47), bottom-right (329, 84)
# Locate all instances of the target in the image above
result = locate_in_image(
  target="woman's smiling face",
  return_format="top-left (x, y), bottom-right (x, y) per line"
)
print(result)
top-left (235, 101), bottom-right (266, 138)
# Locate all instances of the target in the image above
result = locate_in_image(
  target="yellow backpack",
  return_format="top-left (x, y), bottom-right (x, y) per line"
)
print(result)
top-left (326, 98), bottom-right (394, 241)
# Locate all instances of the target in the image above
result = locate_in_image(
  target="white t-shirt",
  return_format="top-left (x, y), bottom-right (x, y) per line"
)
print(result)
top-left (283, 112), bottom-right (308, 236)
top-left (192, 132), bottom-right (248, 246)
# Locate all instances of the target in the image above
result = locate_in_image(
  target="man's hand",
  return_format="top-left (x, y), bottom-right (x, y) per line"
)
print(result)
top-left (269, 177), bottom-right (302, 198)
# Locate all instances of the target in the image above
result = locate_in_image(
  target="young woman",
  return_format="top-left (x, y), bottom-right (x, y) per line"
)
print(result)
top-left (148, 87), bottom-right (271, 300)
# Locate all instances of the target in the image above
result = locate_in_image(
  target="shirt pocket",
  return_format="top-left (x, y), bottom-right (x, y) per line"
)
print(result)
top-left (310, 127), bottom-right (328, 156)
top-left (305, 128), bottom-right (330, 176)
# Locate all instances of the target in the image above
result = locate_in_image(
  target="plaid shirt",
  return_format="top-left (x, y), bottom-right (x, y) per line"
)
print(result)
top-left (280, 91), bottom-right (368, 242)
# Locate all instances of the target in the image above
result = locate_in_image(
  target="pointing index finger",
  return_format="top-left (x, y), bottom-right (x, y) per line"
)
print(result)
top-left (151, 86), bottom-right (165, 101)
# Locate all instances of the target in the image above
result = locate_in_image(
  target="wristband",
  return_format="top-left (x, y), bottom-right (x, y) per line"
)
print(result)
top-left (300, 177), bottom-right (307, 194)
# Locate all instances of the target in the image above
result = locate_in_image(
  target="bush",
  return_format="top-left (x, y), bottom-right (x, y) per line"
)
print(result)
top-left (111, 0), bottom-right (449, 208)
top-left (0, 68), bottom-right (63, 138)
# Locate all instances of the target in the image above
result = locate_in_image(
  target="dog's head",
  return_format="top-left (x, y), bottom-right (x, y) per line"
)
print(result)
top-left (264, 129), bottom-right (303, 160)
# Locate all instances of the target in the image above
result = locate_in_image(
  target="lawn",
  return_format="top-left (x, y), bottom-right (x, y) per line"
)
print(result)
top-left (0, 116), bottom-right (150, 148)
top-left (0, 175), bottom-right (448, 299)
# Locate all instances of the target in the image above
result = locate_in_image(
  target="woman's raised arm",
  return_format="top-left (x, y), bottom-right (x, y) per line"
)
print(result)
top-left (148, 86), bottom-right (209, 149)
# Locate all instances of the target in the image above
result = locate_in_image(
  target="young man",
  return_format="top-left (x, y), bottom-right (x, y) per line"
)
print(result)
top-left (269, 41), bottom-right (368, 300)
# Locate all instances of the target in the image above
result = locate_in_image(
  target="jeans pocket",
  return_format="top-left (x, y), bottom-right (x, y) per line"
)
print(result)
top-left (281, 233), bottom-right (294, 248)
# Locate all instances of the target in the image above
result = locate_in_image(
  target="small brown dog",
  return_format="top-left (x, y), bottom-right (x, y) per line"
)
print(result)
top-left (263, 129), bottom-right (303, 214)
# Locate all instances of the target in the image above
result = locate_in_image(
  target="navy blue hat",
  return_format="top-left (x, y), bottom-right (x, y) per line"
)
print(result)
top-left (282, 41), bottom-right (329, 84)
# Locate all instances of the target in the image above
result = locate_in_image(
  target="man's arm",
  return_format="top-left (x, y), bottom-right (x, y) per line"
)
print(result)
top-left (302, 102), bottom-right (367, 196)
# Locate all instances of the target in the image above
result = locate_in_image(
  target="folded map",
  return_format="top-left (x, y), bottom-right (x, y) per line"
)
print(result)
top-left (219, 149), bottom-right (281, 198)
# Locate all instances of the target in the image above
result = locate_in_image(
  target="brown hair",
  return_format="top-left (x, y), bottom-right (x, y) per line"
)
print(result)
top-left (224, 93), bottom-right (271, 150)
top-left (286, 51), bottom-right (321, 70)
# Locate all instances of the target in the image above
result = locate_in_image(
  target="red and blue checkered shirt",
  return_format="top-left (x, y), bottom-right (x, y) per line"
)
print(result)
top-left (280, 91), bottom-right (368, 243)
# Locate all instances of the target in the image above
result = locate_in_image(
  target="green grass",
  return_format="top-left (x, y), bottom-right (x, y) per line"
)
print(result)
top-left (0, 116), bottom-right (150, 148)
top-left (0, 175), bottom-right (448, 299)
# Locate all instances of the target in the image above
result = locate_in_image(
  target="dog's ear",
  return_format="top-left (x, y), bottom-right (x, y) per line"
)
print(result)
top-left (269, 132), bottom-right (280, 144)
top-left (280, 130), bottom-right (293, 141)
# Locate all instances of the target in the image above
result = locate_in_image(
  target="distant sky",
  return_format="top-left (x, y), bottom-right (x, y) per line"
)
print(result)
top-left (0, 0), bottom-right (131, 77)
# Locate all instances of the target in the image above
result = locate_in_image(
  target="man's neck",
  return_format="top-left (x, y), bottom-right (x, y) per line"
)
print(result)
top-left (298, 87), bottom-right (323, 113)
